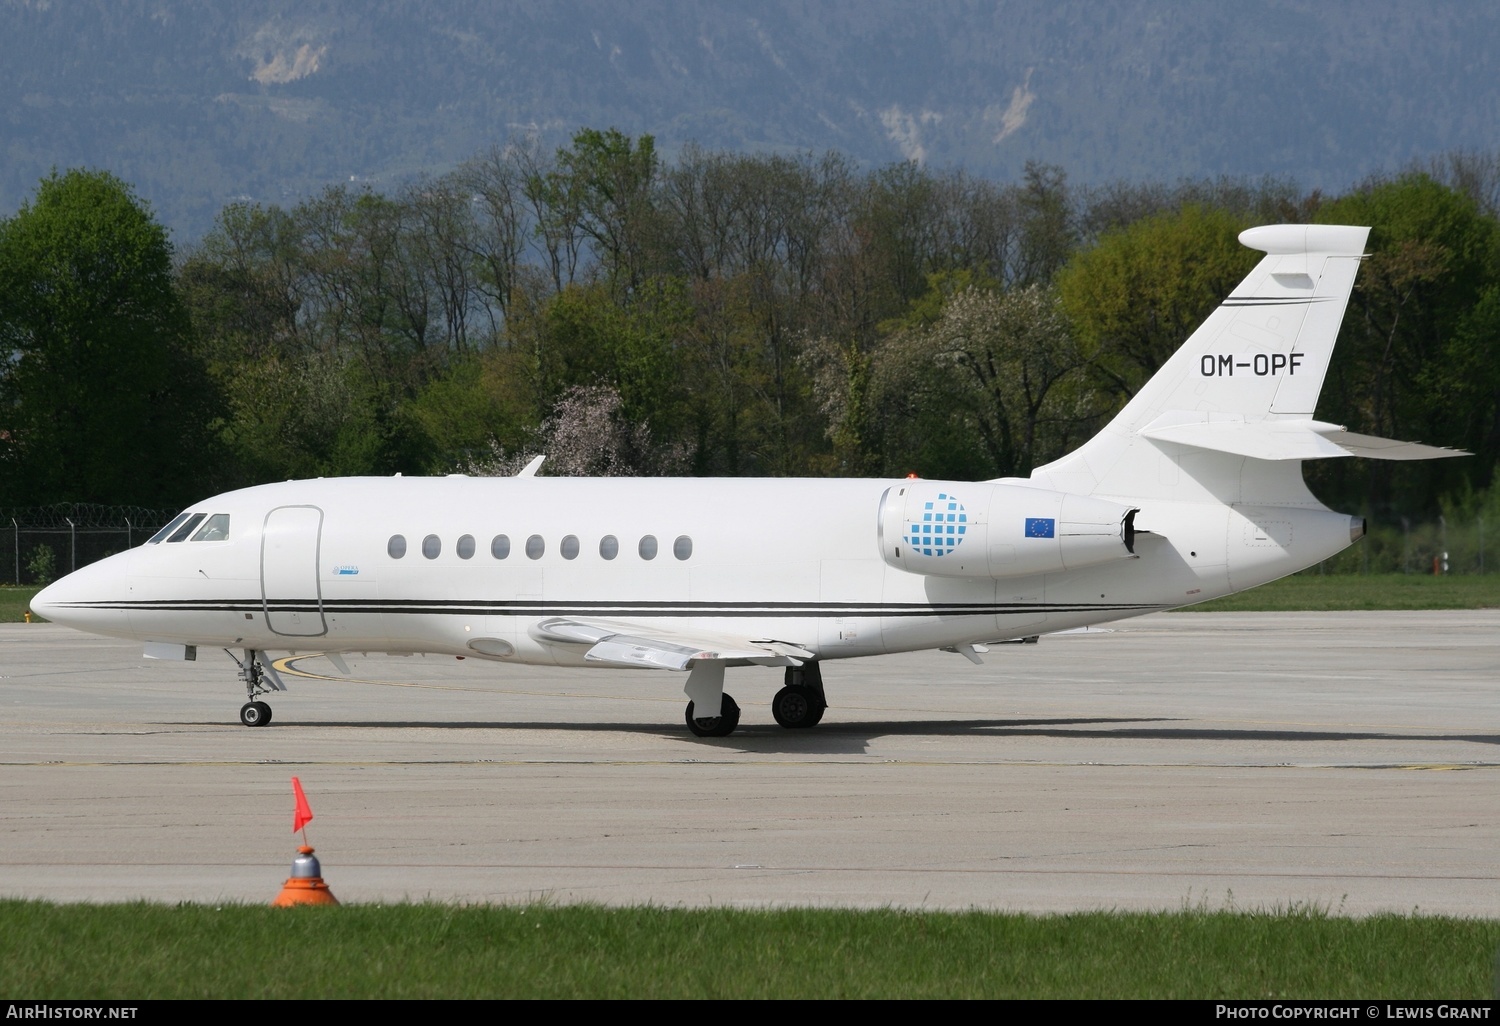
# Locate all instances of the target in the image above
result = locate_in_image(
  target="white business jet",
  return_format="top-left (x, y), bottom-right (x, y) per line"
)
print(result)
top-left (31, 224), bottom-right (1463, 736)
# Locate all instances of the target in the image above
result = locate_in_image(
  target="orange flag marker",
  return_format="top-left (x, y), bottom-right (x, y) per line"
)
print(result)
top-left (292, 775), bottom-right (314, 835)
top-left (274, 776), bottom-right (338, 906)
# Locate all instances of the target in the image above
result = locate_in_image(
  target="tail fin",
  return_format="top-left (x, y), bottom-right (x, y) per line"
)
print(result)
top-left (1029, 224), bottom-right (1464, 507)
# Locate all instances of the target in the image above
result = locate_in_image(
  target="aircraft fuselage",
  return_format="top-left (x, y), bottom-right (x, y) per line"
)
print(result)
top-left (36, 474), bottom-right (1359, 666)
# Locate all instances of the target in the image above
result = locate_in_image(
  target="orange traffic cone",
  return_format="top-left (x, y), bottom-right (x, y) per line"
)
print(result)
top-left (272, 845), bottom-right (339, 906)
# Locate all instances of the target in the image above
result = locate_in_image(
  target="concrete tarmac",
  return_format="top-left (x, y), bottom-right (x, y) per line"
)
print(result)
top-left (2, 610), bottom-right (1499, 915)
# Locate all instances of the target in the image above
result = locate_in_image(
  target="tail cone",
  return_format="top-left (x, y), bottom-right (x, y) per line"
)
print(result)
top-left (272, 845), bottom-right (339, 907)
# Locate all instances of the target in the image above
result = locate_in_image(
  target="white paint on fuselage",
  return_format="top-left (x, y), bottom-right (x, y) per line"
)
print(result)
top-left (34, 475), bottom-right (1357, 667)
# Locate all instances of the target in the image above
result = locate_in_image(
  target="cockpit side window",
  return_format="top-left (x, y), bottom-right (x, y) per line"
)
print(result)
top-left (148, 512), bottom-right (191, 544)
top-left (190, 514), bottom-right (231, 541)
top-left (167, 513), bottom-right (207, 543)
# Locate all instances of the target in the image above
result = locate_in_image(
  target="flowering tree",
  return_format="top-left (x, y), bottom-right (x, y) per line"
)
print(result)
top-left (464, 383), bottom-right (690, 477)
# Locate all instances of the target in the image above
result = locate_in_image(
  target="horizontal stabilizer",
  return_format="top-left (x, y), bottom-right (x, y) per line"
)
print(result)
top-left (1141, 413), bottom-right (1469, 462)
top-left (1319, 429), bottom-right (1470, 461)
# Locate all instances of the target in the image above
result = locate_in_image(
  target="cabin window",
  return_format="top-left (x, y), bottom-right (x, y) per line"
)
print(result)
top-left (638, 534), bottom-right (658, 560)
top-left (560, 535), bottom-right (579, 560)
top-left (191, 514), bottom-right (231, 541)
top-left (673, 535), bottom-right (693, 560)
top-left (388, 534), bottom-right (407, 558)
top-left (167, 513), bottom-right (207, 543)
top-left (599, 535), bottom-right (619, 560)
top-left (491, 534), bottom-right (510, 559)
top-left (422, 534), bottom-right (441, 559)
top-left (456, 534), bottom-right (476, 559)
top-left (148, 512), bottom-right (191, 544)
top-left (526, 534), bottom-right (544, 559)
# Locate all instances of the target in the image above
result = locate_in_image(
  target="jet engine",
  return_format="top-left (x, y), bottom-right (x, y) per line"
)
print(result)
top-left (878, 481), bottom-right (1137, 579)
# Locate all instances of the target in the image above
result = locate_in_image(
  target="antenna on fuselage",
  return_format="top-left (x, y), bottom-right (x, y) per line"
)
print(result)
top-left (517, 455), bottom-right (545, 477)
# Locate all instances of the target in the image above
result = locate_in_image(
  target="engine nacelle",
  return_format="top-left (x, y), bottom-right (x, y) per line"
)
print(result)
top-left (878, 481), bottom-right (1138, 579)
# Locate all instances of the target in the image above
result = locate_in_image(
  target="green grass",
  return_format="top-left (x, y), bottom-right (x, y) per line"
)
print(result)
top-left (0, 585), bottom-right (42, 622)
top-left (2, 901), bottom-right (1497, 999)
top-left (1182, 573), bottom-right (1500, 612)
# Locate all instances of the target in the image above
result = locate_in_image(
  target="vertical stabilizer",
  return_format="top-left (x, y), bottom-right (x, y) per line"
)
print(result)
top-left (1028, 224), bottom-right (1370, 507)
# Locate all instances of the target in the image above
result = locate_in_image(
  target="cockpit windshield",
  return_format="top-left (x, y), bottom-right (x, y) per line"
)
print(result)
top-left (147, 512), bottom-right (232, 543)
top-left (166, 513), bottom-right (207, 543)
top-left (147, 512), bottom-right (190, 544)
top-left (191, 514), bottom-right (230, 541)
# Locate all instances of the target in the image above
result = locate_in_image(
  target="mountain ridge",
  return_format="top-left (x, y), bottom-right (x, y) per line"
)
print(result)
top-left (3, 1), bottom-right (1496, 241)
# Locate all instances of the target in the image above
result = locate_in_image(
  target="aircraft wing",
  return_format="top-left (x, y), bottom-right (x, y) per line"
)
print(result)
top-left (528, 616), bottom-right (815, 670)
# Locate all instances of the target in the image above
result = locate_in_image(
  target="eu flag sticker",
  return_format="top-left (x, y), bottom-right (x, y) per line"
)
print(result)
top-left (1025, 518), bottom-right (1056, 538)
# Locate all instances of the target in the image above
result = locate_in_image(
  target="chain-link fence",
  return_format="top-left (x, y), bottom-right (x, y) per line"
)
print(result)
top-left (3, 504), bottom-right (178, 586)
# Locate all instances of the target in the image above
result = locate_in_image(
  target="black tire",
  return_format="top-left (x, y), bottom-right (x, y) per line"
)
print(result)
top-left (240, 701), bottom-right (272, 727)
top-left (685, 693), bottom-right (741, 737)
top-left (780, 684), bottom-right (828, 726)
top-left (772, 685), bottom-right (825, 729)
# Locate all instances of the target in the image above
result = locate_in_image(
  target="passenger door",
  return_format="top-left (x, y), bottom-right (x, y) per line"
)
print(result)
top-left (261, 505), bottom-right (327, 637)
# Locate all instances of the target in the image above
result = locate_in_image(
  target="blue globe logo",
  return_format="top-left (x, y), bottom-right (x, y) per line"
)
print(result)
top-left (904, 492), bottom-right (967, 557)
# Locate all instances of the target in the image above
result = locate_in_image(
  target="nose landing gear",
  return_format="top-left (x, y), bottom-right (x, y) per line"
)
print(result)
top-left (228, 648), bottom-right (286, 727)
top-left (240, 700), bottom-right (273, 726)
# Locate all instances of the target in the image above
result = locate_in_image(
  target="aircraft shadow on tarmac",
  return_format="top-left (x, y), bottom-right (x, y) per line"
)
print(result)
top-left (676, 718), bottom-right (1500, 755)
top-left (175, 716), bottom-right (1500, 757)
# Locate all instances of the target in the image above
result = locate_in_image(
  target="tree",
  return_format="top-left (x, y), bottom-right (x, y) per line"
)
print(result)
top-left (402, 349), bottom-right (534, 473)
top-left (542, 128), bottom-right (663, 296)
top-left (1056, 204), bottom-right (1257, 400)
top-left (537, 278), bottom-right (689, 437)
top-left (1013, 161), bottom-right (1077, 287)
top-left (1312, 174), bottom-right (1500, 513)
top-left (865, 281), bottom-right (1091, 478)
top-left (0, 169), bottom-right (220, 506)
top-left (459, 145), bottom-right (534, 327)
top-left (462, 383), bottom-right (688, 477)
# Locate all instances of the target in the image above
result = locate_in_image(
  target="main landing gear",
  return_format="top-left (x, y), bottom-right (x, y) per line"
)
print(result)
top-left (772, 662), bottom-right (827, 729)
top-left (229, 648), bottom-right (285, 727)
top-left (685, 693), bottom-right (741, 738)
top-left (682, 663), bottom-right (828, 738)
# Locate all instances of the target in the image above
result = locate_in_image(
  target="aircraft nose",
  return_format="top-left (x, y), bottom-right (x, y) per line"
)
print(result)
top-left (29, 551), bottom-right (135, 637)
top-left (28, 579), bottom-right (60, 620)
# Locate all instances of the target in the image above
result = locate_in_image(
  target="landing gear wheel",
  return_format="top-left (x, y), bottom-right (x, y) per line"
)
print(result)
top-left (240, 701), bottom-right (273, 727)
top-left (685, 693), bottom-right (741, 738)
top-left (233, 649), bottom-right (281, 727)
top-left (772, 685), bottom-right (825, 728)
